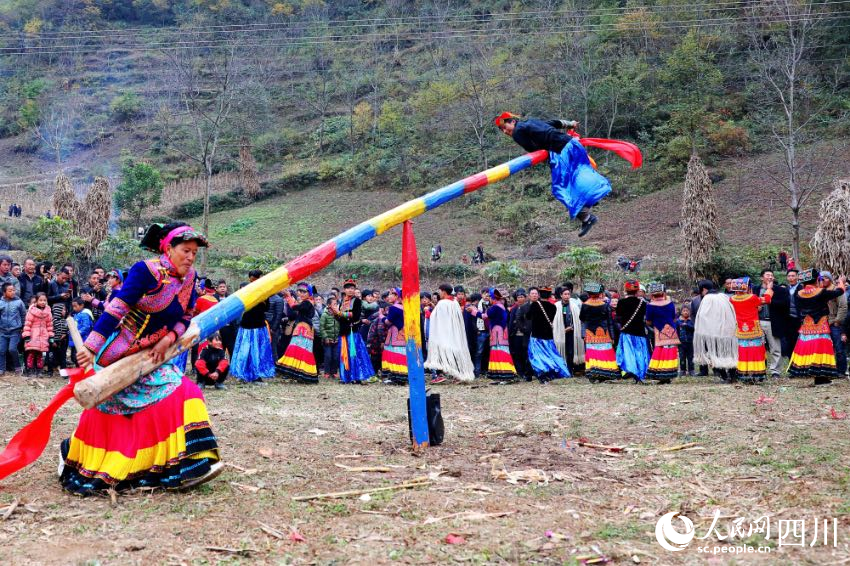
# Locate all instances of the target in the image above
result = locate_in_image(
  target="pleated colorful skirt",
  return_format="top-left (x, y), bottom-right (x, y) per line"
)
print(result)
top-left (276, 323), bottom-right (318, 383)
top-left (646, 345), bottom-right (679, 381)
top-left (616, 334), bottom-right (650, 381)
top-left (528, 337), bottom-right (571, 378)
top-left (231, 326), bottom-right (276, 382)
top-left (381, 327), bottom-right (408, 383)
top-left (487, 326), bottom-right (517, 379)
top-left (60, 377), bottom-right (219, 495)
top-left (585, 328), bottom-right (621, 380)
top-left (737, 336), bottom-right (767, 381)
top-left (789, 316), bottom-right (837, 380)
top-left (339, 331), bottom-right (375, 383)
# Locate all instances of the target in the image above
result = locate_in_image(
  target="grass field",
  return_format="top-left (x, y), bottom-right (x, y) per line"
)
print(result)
top-left (191, 187), bottom-right (509, 265)
top-left (2, 374), bottom-right (850, 565)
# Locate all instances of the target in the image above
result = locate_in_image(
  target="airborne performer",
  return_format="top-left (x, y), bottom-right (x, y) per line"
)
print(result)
top-left (495, 112), bottom-right (642, 237)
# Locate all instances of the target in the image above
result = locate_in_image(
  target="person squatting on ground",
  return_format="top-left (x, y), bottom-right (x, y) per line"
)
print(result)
top-left (195, 333), bottom-right (230, 390)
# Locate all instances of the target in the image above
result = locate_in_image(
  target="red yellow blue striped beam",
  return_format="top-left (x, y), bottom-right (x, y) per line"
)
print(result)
top-left (190, 149), bottom-right (549, 342)
top-left (401, 220), bottom-right (428, 448)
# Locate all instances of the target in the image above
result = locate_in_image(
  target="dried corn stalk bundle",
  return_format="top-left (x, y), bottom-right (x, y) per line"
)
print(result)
top-left (239, 137), bottom-right (261, 199)
top-left (81, 177), bottom-right (111, 256)
top-left (811, 179), bottom-right (850, 276)
top-left (52, 174), bottom-right (82, 223)
top-left (682, 153), bottom-right (719, 279)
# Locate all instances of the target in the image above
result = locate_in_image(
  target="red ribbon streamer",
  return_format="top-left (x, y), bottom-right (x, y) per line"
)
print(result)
top-left (579, 138), bottom-right (643, 169)
top-left (0, 367), bottom-right (94, 481)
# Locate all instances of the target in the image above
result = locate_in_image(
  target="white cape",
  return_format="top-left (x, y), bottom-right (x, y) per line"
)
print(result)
top-left (694, 292), bottom-right (738, 369)
top-left (424, 299), bottom-right (475, 381)
top-left (554, 299), bottom-right (586, 365)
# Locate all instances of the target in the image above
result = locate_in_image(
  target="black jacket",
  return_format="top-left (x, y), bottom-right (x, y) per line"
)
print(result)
top-left (509, 302), bottom-right (532, 337)
top-left (752, 284), bottom-right (789, 338)
top-left (18, 273), bottom-right (44, 304)
top-left (240, 300), bottom-right (269, 329)
top-left (511, 119), bottom-right (573, 153)
top-left (616, 296), bottom-right (647, 337)
top-left (266, 293), bottom-right (285, 332)
top-left (526, 300), bottom-right (556, 341)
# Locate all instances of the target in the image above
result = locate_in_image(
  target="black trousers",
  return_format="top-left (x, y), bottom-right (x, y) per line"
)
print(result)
top-left (509, 334), bottom-right (530, 377)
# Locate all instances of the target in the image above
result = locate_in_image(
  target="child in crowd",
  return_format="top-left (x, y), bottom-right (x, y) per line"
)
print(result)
top-left (194, 333), bottom-right (230, 389)
top-left (22, 292), bottom-right (53, 376)
top-left (70, 297), bottom-right (94, 366)
top-left (48, 303), bottom-right (68, 375)
top-left (677, 305), bottom-right (695, 376)
top-left (319, 296), bottom-right (341, 379)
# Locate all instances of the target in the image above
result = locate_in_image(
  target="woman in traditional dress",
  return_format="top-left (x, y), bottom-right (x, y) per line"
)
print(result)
top-left (580, 283), bottom-right (621, 382)
top-left (526, 287), bottom-right (570, 382)
top-left (615, 279), bottom-right (650, 383)
top-left (482, 289), bottom-right (517, 380)
top-left (381, 288), bottom-right (408, 384)
top-left (729, 277), bottom-right (773, 383)
top-left (231, 271), bottom-right (275, 384)
top-left (276, 283), bottom-right (318, 383)
top-left (331, 278), bottom-right (375, 383)
top-left (62, 222), bottom-right (221, 494)
top-left (789, 269), bottom-right (847, 385)
top-left (644, 283), bottom-right (679, 383)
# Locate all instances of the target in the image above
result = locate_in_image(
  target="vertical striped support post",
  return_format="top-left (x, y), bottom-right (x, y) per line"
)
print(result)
top-left (402, 220), bottom-right (429, 449)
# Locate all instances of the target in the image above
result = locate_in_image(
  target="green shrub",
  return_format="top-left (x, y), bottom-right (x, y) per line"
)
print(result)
top-left (110, 92), bottom-right (143, 122)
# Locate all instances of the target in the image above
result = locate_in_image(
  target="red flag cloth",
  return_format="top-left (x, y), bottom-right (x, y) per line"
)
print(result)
top-left (579, 138), bottom-right (643, 169)
top-left (0, 367), bottom-right (94, 481)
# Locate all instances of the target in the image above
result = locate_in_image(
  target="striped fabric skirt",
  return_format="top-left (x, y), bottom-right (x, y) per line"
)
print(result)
top-left (789, 316), bottom-right (837, 380)
top-left (646, 345), bottom-right (679, 382)
top-left (737, 336), bottom-right (767, 381)
top-left (60, 377), bottom-right (219, 495)
top-left (381, 327), bottom-right (408, 382)
top-left (487, 326), bottom-right (517, 379)
top-left (585, 328), bottom-right (621, 381)
top-left (277, 323), bottom-right (318, 383)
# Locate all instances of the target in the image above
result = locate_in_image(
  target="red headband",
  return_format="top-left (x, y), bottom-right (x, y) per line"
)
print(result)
top-left (160, 226), bottom-right (192, 253)
top-left (494, 111), bottom-right (519, 127)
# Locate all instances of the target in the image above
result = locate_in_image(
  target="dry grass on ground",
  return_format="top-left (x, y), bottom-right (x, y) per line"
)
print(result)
top-left (2, 375), bottom-right (850, 565)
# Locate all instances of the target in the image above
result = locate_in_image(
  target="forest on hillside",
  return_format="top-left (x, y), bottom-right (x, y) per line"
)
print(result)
top-left (0, 1), bottom-right (847, 247)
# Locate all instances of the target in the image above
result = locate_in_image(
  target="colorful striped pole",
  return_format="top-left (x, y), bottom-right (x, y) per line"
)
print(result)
top-left (190, 150), bottom-right (549, 342)
top-left (73, 150), bottom-right (550, 408)
top-left (401, 220), bottom-right (428, 448)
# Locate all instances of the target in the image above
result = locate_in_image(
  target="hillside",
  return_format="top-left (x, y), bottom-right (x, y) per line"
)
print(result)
top-left (0, 1), bottom-right (847, 286)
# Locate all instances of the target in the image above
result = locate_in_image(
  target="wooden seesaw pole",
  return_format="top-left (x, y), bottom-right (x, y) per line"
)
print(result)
top-left (73, 150), bottom-right (550, 409)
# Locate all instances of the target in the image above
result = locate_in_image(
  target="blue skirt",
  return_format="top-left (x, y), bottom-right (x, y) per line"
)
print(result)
top-left (616, 334), bottom-right (650, 381)
top-left (528, 338), bottom-right (571, 378)
top-left (339, 331), bottom-right (375, 383)
top-left (231, 327), bottom-right (276, 382)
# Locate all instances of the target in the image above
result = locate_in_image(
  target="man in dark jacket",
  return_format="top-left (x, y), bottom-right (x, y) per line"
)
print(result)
top-left (495, 113), bottom-right (597, 237)
top-left (509, 288), bottom-right (532, 379)
top-left (48, 268), bottom-right (73, 312)
top-left (752, 269), bottom-right (789, 377)
top-left (266, 291), bottom-right (285, 360)
top-left (17, 258), bottom-right (43, 304)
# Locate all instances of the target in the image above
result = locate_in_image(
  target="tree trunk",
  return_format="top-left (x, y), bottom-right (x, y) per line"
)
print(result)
top-left (791, 207), bottom-right (801, 263)
top-left (201, 161), bottom-right (212, 272)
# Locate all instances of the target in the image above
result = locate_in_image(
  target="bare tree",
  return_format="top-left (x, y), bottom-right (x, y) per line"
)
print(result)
top-left (747, 0), bottom-right (838, 260)
top-left (159, 39), bottom-right (262, 270)
top-left (35, 99), bottom-right (80, 165)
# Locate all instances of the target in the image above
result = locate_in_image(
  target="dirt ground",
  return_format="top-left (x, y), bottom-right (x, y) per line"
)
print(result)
top-left (2, 374), bottom-right (850, 565)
